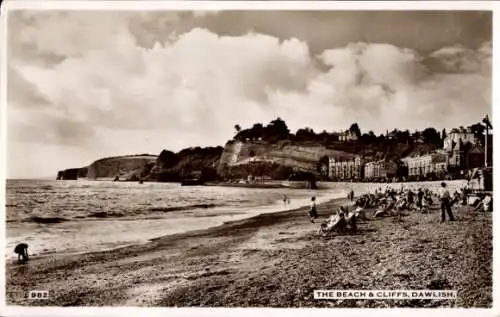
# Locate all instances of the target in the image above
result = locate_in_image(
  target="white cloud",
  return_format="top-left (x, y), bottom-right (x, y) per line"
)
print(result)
top-left (7, 11), bottom-right (492, 178)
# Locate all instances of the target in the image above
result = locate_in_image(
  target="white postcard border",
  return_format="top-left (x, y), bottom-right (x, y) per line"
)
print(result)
top-left (0, 1), bottom-right (498, 317)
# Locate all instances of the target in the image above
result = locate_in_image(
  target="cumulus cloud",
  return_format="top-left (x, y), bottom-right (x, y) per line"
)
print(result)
top-left (13, 27), bottom-right (318, 143)
top-left (268, 40), bottom-right (490, 133)
top-left (7, 65), bottom-right (51, 107)
top-left (6, 11), bottom-right (492, 178)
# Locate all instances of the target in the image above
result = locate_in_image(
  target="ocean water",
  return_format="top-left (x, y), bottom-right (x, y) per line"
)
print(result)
top-left (5, 180), bottom-right (350, 259)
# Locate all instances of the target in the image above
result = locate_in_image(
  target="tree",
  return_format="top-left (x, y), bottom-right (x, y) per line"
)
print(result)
top-left (441, 128), bottom-right (447, 140)
top-left (349, 123), bottom-right (361, 137)
top-left (295, 127), bottom-right (316, 141)
top-left (234, 124), bottom-right (241, 134)
top-left (249, 123), bottom-right (264, 140)
top-left (468, 123), bottom-right (485, 139)
top-left (422, 127), bottom-right (441, 145)
top-left (317, 155), bottom-right (330, 177)
top-left (319, 130), bottom-right (329, 143)
top-left (263, 117), bottom-right (290, 141)
top-left (269, 117), bottom-right (290, 137)
top-left (158, 150), bottom-right (179, 168)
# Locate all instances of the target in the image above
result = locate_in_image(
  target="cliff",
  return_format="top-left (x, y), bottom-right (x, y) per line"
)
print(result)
top-left (146, 147), bottom-right (223, 182)
top-left (56, 167), bottom-right (88, 180)
top-left (218, 140), bottom-right (357, 178)
top-left (86, 155), bottom-right (158, 180)
top-left (56, 137), bottom-right (444, 182)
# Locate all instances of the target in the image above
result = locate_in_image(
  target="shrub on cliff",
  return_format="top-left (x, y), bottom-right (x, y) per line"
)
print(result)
top-left (153, 146), bottom-right (224, 182)
top-left (235, 117), bottom-right (290, 142)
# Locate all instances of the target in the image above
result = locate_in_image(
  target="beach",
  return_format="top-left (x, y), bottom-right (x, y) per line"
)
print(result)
top-left (5, 186), bottom-right (492, 308)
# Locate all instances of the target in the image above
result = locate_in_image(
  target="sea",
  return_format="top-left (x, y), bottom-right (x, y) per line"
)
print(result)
top-left (5, 179), bottom-right (354, 259)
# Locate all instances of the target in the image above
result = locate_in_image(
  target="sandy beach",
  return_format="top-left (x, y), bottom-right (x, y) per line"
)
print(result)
top-left (5, 189), bottom-right (492, 308)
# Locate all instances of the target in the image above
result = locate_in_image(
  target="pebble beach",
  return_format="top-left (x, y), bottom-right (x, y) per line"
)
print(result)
top-left (5, 181), bottom-right (492, 308)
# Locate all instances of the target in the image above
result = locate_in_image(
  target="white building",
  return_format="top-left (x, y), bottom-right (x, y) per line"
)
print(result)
top-left (329, 156), bottom-right (363, 180)
top-left (338, 130), bottom-right (358, 142)
top-left (401, 152), bottom-right (447, 177)
top-left (443, 127), bottom-right (477, 152)
top-left (363, 159), bottom-right (398, 180)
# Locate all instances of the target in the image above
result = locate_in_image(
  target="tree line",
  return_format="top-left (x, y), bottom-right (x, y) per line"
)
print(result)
top-left (233, 118), bottom-right (487, 147)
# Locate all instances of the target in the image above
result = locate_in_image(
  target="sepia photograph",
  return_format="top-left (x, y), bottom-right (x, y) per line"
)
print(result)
top-left (2, 1), bottom-right (496, 314)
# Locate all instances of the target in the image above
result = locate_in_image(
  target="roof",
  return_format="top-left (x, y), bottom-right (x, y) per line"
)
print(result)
top-left (402, 151), bottom-right (447, 162)
top-left (449, 126), bottom-right (473, 134)
top-left (469, 144), bottom-right (484, 154)
top-left (430, 153), bottom-right (447, 163)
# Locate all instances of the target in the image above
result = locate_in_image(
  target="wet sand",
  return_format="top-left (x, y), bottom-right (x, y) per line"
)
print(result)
top-left (5, 197), bottom-right (492, 308)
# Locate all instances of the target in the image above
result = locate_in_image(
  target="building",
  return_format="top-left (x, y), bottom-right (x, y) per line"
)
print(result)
top-left (364, 161), bottom-right (377, 179)
top-left (401, 152), bottom-right (447, 177)
top-left (465, 143), bottom-right (486, 169)
top-left (329, 156), bottom-right (363, 180)
top-left (443, 127), bottom-right (477, 152)
top-left (446, 134), bottom-right (492, 170)
top-left (447, 139), bottom-right (464, 169)
top-left (338, 130), bottom-right (358, 142)
top-left (363, 159), bottom-right (398, 180)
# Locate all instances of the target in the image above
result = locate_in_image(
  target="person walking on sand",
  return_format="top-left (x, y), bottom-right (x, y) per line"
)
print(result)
top-left (439, 182), bottom-right (454, 222)
top-left (309, 196), bottom-right (318, 223)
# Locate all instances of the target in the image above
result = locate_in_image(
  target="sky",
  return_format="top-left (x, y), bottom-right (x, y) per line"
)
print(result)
top-left (6, 9), bottom-right (493, 179)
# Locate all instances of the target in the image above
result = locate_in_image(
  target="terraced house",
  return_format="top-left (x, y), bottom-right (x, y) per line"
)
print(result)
top-left (363, 159), bottom-right (398, 180)
top-left (328, 156), bottom-right (363, 180)
top-left (401, 152), bottom-right (448, 178)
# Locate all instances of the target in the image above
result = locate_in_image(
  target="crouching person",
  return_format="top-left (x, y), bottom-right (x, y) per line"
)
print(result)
top-left (14, 243), bottom-right (29, 263)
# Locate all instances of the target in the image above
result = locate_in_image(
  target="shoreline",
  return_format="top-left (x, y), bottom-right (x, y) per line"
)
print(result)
top-left (6, 188), bottom-right (340, 259)
top-left (14, 197), bottom-right (346, 261)
top-left (5, 197), bottom-right (348, 302)
top-left (6, 181), bottom-right (491, 307)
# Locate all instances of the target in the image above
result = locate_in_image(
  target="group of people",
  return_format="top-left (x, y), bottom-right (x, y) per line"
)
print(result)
top-left (312, 182), bottom-right (492, 236)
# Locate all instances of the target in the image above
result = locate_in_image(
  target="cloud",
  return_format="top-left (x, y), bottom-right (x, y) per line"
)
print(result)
top-left (13, 27), bottom-right (318, 145)
top-left (6, 11), bottom-right (492, 178)
top-left (192, 10), bottom-right (219, 18)
top-left (7, 65), bottom-right (51, 107)
top-left (267, 41), bottom-right (491, 134)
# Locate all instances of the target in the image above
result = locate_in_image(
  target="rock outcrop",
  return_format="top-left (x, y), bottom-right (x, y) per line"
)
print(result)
top-left (218, 140), bottom-right (357, 177)
top-left (146, 147), bottom-right (223, 182)
top-left (86, 155), bottom-right (157, 180)
top-left (78, 167), bottom-right (88, 178)
top-left (56, 168), bottom-right (81, 180)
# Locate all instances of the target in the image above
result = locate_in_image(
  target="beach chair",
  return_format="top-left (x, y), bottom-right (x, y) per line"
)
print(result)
top-left (354, 206), bottom-right (367, 220)
top-left (318, 210), bottom-right (358, 237)
top-left (318, 214), bottom-right (346, 236)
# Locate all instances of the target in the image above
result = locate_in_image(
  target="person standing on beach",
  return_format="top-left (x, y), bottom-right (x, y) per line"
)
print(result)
top-left (439, 182), bottom-right (454, 222)
top-left (416, 188), bottom-right (424, 211)
top-left (309, 196), bottom-right (318, 223)
top-left (349, 189), bottom-right (355, 201)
